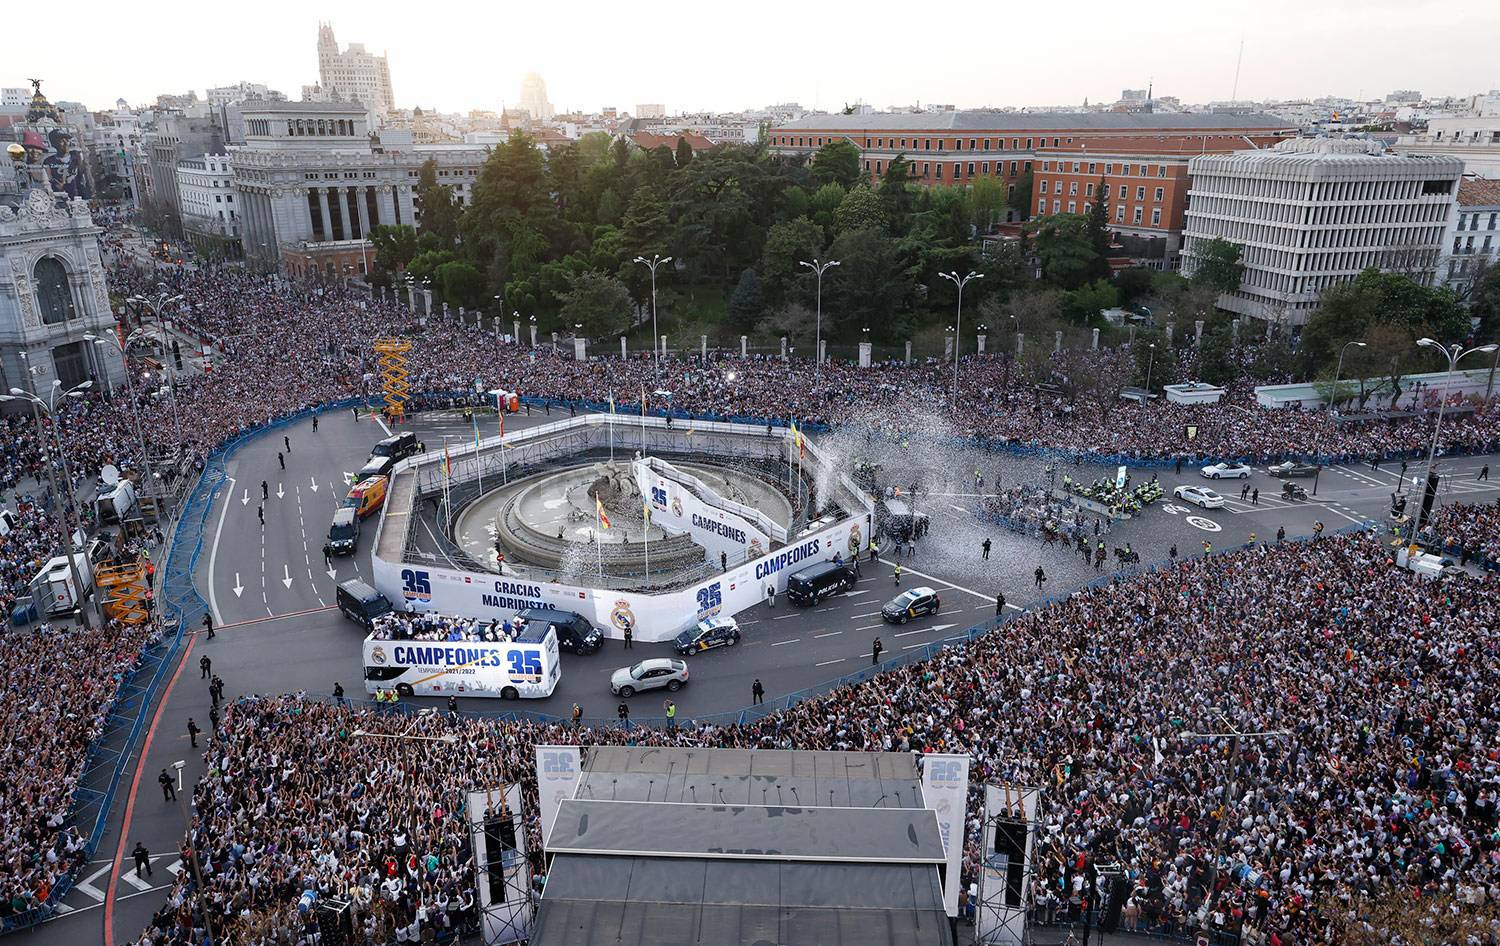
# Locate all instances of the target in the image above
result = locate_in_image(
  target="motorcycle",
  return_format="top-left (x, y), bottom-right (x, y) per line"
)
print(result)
top-left (1281, 483), bottom-right (1308, 501)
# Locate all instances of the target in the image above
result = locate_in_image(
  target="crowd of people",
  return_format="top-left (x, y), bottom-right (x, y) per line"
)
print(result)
top-left (978, 482), bottom-right (1108, 540)
top-left (0, 618), bottom-right (164, 925)
top-left (1429, 499), bottom-right (1500, 567)
top-left (369, 610), bottom-right (523, 644)
top-left (133, 533), bottom-right (1499, 946)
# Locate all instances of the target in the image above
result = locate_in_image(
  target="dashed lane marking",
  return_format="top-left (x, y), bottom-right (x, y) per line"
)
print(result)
top-left (770, 639), bottom-right (800, 646)
top-left (814, 658), bottom-right (845, 667)
top-left (813, 630), bottom-right (843, 638)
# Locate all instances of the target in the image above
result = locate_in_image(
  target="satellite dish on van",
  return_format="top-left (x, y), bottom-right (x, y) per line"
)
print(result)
top-left (100, 464), bottom-right (121, 486)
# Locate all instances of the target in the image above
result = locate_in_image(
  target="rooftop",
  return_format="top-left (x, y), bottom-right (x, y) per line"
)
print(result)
top-left (1457, 176), bottom-right (1500, 207)
top-left (239, 100), bottom-right (368, 116)
top-left (774, 110), bottom-right (1294, 132)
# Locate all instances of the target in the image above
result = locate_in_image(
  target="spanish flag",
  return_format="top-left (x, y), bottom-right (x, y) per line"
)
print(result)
top-left (793, 420), bottom-right (805, 458)
top-left (642, 500), bottom-right (651, 525)
top-left (596, 496), bottom-right (611, 530)
top-left (443, 445), bottom-right (453, 480)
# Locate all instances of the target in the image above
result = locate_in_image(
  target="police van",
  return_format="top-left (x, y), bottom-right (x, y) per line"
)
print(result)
top-left (362, 623), bottom-right (561, 700)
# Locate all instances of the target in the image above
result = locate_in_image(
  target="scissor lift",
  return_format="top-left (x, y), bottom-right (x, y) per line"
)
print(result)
top-left (96, 561), bottom-right (151, 625)
top-left (374, 337), bottom-right (413, 420)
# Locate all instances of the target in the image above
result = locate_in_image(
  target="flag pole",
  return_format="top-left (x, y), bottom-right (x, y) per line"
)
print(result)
top-left (608, 394), bottom-right (615, 461)
top-left (473, 415), bottom-right (484, 500)
top-left (643, 501), bottom-right (651, 587)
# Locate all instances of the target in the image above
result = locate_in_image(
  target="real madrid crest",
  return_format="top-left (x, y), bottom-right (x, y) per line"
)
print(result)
top-left (610, 599), bottom-right (636, 631)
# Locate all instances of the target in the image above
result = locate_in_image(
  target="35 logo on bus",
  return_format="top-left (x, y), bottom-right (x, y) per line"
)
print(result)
top-left (651, 486), bottom-right (667, 508)
top-left (696, 582), bottom-right (722, 617)
top-left (541, 751), bottom-right (577, 778)
top-left (400, 568), bottom-right (433, 601)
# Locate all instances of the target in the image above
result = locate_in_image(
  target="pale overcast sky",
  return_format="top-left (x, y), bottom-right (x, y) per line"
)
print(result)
top-left (18, 0), bottom-right (1500, 114)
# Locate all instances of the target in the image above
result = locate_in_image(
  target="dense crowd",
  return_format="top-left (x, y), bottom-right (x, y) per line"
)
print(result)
top-left (370, 610), bottom-right (523, 644)
top-left (134, 534), bottom-right (1499, 945)
top-left (0, 618), bottom-right (164, 925)
top-left (1429, 499), bottom-right (1500, 567)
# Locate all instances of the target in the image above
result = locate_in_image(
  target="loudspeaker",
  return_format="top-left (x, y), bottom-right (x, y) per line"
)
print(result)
top-left (1100, 876), bottom-right (1129, 932)
top-left (993, 817), bottom-right (1028, 907)
top-left (1420, 471), bottom-right (1441, 523)
top-left (483, 813), bottom-right (518, 900)
top-left (315, 898), bottom-right (353, 946)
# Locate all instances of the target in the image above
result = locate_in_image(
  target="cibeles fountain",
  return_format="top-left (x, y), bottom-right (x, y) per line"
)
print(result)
top-left (453, 452), bottom-right (797, 589)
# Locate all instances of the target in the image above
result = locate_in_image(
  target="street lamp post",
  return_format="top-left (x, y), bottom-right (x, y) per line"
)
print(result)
top-left (1330, 341), bottom-right (1367, 414)
top-left (86, 331), bottom-right (160, 511)
top-left (1408, 338), bottom-right (1499, 547)
top-left (1146, 343), bottom-right (1157, 393)
top-left (633, 254), bottom-right (673, 378)
top-left (938, 270), bottom-right (983, 406)
top-left (0, 378), bottom-right (96, 629)
top-left (798, 258), bottom-right (840, 376)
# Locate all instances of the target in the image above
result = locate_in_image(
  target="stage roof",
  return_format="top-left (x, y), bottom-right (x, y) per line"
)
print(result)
top-left (548, 798), bottom-right (945, 863)
top-left (531, 855), bottom-right (955, 946)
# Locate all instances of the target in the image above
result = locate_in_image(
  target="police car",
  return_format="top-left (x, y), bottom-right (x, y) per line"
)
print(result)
top-left (673, 616), bottom-right (741, 655)
top-left (881, 587), bottom-right (941, 624)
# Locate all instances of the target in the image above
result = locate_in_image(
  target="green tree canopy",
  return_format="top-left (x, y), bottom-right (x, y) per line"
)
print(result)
top-left (557, 271), bottom-right (634, 337)
top-left (414, 159), bottom-right (461, 245)
top-left (761, 216), bottom-right (824, 306)
top-left (833, 185), bottom-right (887, 235)
top-left (1007, 171), bottom-right (1033, 220)
top-left (434, 260), bottom-right (487, 309)
top-left (368, 224), bottom-right (419, 274)
top-left (1299, 268), bottom-right (1469, 368)
top-left (1191, 237), bottom-right (1246, 293)
top-left (1026, 213), bottom-right (1098, 290)
top-left (811, 139), bottom-right (862, 189)
top-left (826, 228), bottom-right (903, 339)
top-left (727, 268), bottom-right (766, 330)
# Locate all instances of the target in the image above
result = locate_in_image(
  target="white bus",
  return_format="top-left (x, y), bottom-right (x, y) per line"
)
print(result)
top-left (362, 624), bottom-right (561, 699)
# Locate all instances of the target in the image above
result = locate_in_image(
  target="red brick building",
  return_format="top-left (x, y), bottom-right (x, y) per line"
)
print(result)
top-left (767, 112), bottom-right (1292, 266)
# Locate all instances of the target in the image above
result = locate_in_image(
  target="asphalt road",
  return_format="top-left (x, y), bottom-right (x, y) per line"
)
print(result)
top-left (36, 402), bottom-right (1500, 946)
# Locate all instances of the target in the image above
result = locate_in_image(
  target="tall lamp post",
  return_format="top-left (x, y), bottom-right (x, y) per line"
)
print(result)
top-left (799, 258), bottom-right (840, 376)
top-left (633, 254), bottom-right (672, 378)
top-left (0, 379), bottom-right (95, 629)
top-left (1408, 338), bottom-right (1498, 547)
top-left (938, 270), bottom-right (983, 406)
top-left (86, 330), bottom-right (160, 511)
top-left (1146, 343), bottom-right (1157, 393)
top-left (1330, 341), bottom-right (1367, 415)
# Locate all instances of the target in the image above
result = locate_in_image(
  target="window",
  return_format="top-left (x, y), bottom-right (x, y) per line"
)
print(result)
top-left (981, 162), bottom-right (989, 173)
top-left (1010, 161), bottom-right (1018, 174)
top-left (1085, 182), bottom-right (1094, 196)
top-left (1116, 204), bottom-right (1125, 222)
top-left (955, 139), bottom-right (962, 150)
top-left (1040, 180), bottom-right (1049, 195)
top-left (1025, 137), bottom-right (1033, 149)
top-left (1023, 161), bottom-right (1032, 172)
top-left (1151, 208), bottom-right (1162, 226)
top-left (935, 164), bottom-right (943, 179)
top-left (1072, 162), bottom-right (1080, 172)
top-left (922, 162), bottom-right (930, 176)
top-left (1136, 186), bottom-right (1146, 200)
top-left (1052, 198), bottom-right (1060, 213)
top-left (1087, 163), bottom-right (1096, 174)
top-left (1133, 206), bottom-right (1143, 224)
top-left (1068, 182), bottom-right (1078, 195)
top-left (34, 257), bottom-right (75, 325)
top-left (1154, 187), bottom-right (1164, 202)
top-left (1158, 165), bottom-right (1167, 178)
top-left (1067, 201), bottom-right (1077, 213)
top-left (875, 160), bottom-right (882, 174)
top-left (924, 139), bottom-right (931, 150)
top-left (970, 138), bottom-right (977, 149)
top-left (983, 138), bottom-right (991, 149)
top-left (1038, 199), bottom-right (1047, 214)
top-left (1122, 164), bottom-right (1131, 175)
top-left (1105, 163), bottom-right (1113, 174)
top-left (967, 162), bottom-right (975, 175)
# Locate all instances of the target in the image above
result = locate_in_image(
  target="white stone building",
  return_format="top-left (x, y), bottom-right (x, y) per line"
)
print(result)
top-left (0, 167), bottom-right (122, 394)
top-left (1439, 176), bottom-right (1500, 295)
top-left (177, 153), bottom-right (240, 258)
top-left (229, 102), bottom-right (486, 277)
top-left (1396, 115), bottom-right (1500, 177)
top-left (519, 74), bottom-right (553, 122)
top-left (1181, 138), bottom-right (1463, 326)
top-left (316, 22), bottom-right (395, 119)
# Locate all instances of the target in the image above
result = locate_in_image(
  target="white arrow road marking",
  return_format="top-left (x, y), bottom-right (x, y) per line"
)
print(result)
top-left (843, 589), bottom-right (871, 598)
top-left (72, 863), bottom-right (112, 901)
top-left (232, 573), bottom-right (244, 597)
top-left (282, 564), bottom-right (294, 589)
top-left (120, 869), bottom-right (155, 892)
top-left (893, 622), bottom-right (956, 639)
top-left (326, 566), bottom-right (338, 579)
top-left (276, 484), bottom-right (285, 499)
top-left (309, 476), bottom-right (319, 493)
top-left (240, 488), bottom-right (249, 506)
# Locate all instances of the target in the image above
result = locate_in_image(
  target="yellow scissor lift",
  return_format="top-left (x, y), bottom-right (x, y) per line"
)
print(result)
top-left (373, 337), bottom-right (413, 420)
top-left (95, 561), bottom-right (151, 625)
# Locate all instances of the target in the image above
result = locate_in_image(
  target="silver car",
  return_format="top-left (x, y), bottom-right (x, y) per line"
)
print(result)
top-left (610, 658), bottom-right (689, 697)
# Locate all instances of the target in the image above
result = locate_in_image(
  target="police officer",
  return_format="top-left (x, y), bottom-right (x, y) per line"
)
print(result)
top-left (159, 769), bottom-right (176, 802)
top-left (871, 637), bottom-right (883, 664)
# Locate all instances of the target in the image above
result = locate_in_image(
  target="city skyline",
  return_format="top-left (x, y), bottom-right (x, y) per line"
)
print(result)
top-left (9, 0), bottom-right (1500, 116)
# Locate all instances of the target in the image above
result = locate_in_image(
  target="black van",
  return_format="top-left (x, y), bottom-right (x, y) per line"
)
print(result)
top-left (355, 455), bottom-right (394, 484)
top-left (325, 507), bottom-right (360, 556)
top-left (337, 579), bottom-right (393, 629)
top-left (517, 607), bottom-right (602, 654)
top-left (786, 560), bottom-right (858, 606)
top-left (370, 432), bottom-right (425, 462)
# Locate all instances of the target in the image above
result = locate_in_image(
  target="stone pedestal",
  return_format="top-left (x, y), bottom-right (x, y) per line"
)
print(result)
top-left (905, 340), bottom-right (912, 364)
top-left (660, 334), bottom-right (668, 358)
top-left (1195, 320), bottom-right (1205, 345)
top-left (529, 324), bottom-right (537, 348)
top-left (573, 337), bottom-right (587, 361)
top-left (1231, 319), bottom-right (1240, 345)
top-left (514, 319), bottom-right (521, 344)
top-left (700, 335), bottom-right (707, 361)
top-left (1128, 325), bottom-right (1137, 346)
top-left (620, 336), bottom-right (628, 359)
top-left (740, 335), bottom-right (747, 357)
top-left (422, 289), bottom-right (433, 315)
top-left (944, 335), bottom-right (954, 361)
top-left (1016, 333), bottom-right (1024, 356)
top-left (1054, 330), bottom-right (1062, 353)
top-left (858, 341), bottom-right (872, 368)
top-left (780, 336), bottom-right (787, 361)
top-left (977, 334), bottom-right (987, 354)
top-left (1165, 322), bottom-right (1174, 347)
top-left (1091, 328), bottom-right (1100, 350)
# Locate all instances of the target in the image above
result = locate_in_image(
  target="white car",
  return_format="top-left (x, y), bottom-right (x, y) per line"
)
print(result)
top-left (1200, 462), bottom-right (1252, 480)
top-left (1174, 485), bottom-right (1226, 509)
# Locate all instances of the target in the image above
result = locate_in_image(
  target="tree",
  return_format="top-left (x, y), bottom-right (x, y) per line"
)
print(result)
top-left (761, 216), bottom-right (824, 306)
top-left (1007, 171), bottom-right (1033, 220)
top-left (1114, 267), bottom-right (1155, 304)
top-left (407, 249), bottom-right (456, 284)
top-left (1085, 183), bottom-right (1112, 280)
top-left (1191, 237), bottom-right (1246, 293)
top-left (556, 271), bottom-right (633, 337)
top-left (826, 228), bottom-right (903, 339)
top-left (434, 260), bottom-right (487, 309)
top-left (1299, 268), bottom-right (1469, 369)
top-left (1197, 323), bottom-right (1236, 386)
top-left (1026, 213), bottom-right (1098, 290)
top-left (368, 224), bottom-right (419, 274)
top-left (1065, 279), bottom-right (1119, 323)
top-left (969, 177), bottom-right (1007, 231)
top-left (833, 185), bottom-right (886, 235)
top-left (727, 268), bottom-right (766, 330)
top-left (674, 137), bottom-right (695, 169)
top-left (811, 140), bottom-right (862, 189)
top-left (878, 155), bottom-right (916, 232)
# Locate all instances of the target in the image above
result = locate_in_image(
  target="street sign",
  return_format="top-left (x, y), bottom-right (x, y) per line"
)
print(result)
top-left (1115, 465), bottom-right (1127, 489)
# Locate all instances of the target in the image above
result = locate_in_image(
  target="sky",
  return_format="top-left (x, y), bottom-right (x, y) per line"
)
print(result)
top-left (16, 0), bottom-right (1500, 115)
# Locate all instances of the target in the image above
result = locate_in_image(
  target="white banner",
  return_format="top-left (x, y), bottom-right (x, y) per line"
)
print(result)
top-left (535, 745), bottom-right (582, 849)
top-left (922, 753), bottom-right (971, 918)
